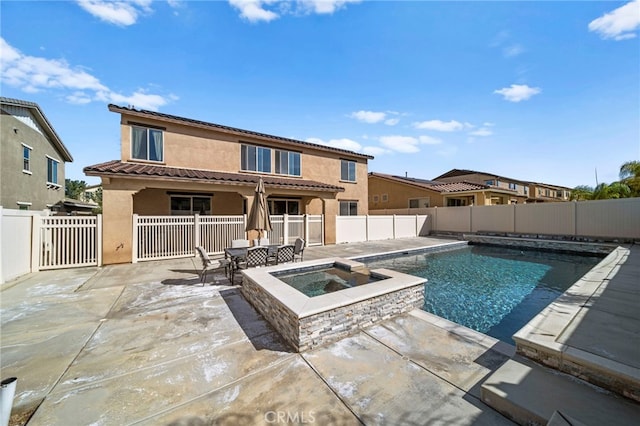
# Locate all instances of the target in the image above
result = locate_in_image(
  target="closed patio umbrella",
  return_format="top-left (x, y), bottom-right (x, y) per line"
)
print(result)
top-left (245, 177), bottom-right (272, 244)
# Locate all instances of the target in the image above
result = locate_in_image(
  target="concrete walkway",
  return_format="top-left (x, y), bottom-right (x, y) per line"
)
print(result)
top-left (1, 237), bottom-right (638, 425)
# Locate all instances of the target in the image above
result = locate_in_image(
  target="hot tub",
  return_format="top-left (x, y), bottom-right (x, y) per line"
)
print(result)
top-left (241, 258), bottom-right (426, 352)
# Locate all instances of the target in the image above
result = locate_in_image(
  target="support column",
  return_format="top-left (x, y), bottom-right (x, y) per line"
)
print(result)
top-left (322, 198), bottom-right (339, 245)
top-left (102, 188), bottom-right (137, 264)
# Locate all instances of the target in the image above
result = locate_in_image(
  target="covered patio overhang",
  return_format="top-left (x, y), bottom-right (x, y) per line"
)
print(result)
top-left (84, 160), bottom-right (345, 264)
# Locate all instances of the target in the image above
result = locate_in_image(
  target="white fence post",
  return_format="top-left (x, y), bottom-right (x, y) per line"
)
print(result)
top-left (366, 215), bottom-right (370, 241)
top-left (132, 214), bottom-right (139, 263)
top-left (31, 213), bottom-right (40, 273)
top-left (393, 214), bottom-right (397, 239)
top-left (97, 214), bottom-right (103, 267)
top-left (304, 214), bottom-right (309, 245)
top-left (194, 214), bottom-right (200, 252)
top-left (283, 214), bottom-right (289, 245)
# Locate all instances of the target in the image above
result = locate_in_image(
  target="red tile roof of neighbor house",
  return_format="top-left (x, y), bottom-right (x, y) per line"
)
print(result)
top-left (84, 160), bottom-right (345, 193)
top-left (108, 104), bottom-right (374, 160)
top-left (369, 172), bottom-right (488, 193)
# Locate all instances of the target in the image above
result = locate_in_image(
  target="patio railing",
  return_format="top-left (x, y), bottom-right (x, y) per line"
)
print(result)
top-left (133, 214), bottom-right (323, 262)
top-left (39, 215), bottom-right (102, 270)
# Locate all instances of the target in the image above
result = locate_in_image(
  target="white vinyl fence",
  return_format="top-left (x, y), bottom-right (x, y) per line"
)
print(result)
top-left (133, 214), bottom-right (323, 262)
top-left (39, 216), bottom-right (102, 269)
top-left (1, 207), bottom-right (102, 284)
top-left (336, 215), bottom-right (429, 244)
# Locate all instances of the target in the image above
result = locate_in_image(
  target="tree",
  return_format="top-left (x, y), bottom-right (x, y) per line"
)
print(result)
top-left (592, 182), bottom-right (631, 200)
top-left (619, 160), bottom-right (640, 197)
top-left (570, 185), bottom-right (594, 201)
top-left (65, 179), bottom-right (87, 200)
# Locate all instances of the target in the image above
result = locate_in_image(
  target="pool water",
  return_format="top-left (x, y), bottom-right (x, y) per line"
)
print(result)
top-left (364, 245), bottom-right (603, 344)
top-left (275, 267), bottom-right (382, 297)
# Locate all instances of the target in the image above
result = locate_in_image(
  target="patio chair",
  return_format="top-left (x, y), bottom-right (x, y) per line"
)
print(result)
top-left (231, 239), bottom-right (250, 248)
top-left (268, 244), bottom-right (295, 265)
top-left (252, 238), bottom-right (270, 246)
top-left (293, 238), bottom-right (305, 262)
top-left (232, 246), bottom-right (269, 284)
top-left (196, 246), bottom-right (230, 285)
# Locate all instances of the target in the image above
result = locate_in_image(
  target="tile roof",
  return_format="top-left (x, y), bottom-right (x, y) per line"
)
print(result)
top-left (1, 97), bottom-right (73, 162)
top-left (369, 172), bottom-right (488, 193)
top-left (84, 160), bottom-right (345, 193)
top-left (428, 181), bottom-right (488, 192)
top-left (108, 104), bottom-right (374, 160)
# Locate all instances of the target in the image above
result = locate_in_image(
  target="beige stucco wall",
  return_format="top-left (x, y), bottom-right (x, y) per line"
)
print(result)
top-left (368, 176), bottom-right (444, 209)
top-left (118, 113), bottom-right (368, 213)
top-left (97, 112), bottom-right (372, 263)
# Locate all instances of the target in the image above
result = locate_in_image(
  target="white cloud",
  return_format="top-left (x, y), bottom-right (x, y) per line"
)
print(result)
top-left (469, 128), bottom-right (493, 137)
top-left (363, 146), bottom-right (389, 156)
top-left (384, 118), bottom-right (399, 126)
top-left (494, 84), bottom-right (541, 102)
top-left (349, 110), bottom-right (386, 123)
top-left (412, 119), bottom-right (464, 132)
top-left (306, 137), bottom-right (363, 152)
top-left (589, 0), bottom-right (640, 41)
top-left (299, 0), bottom-right (361, 14)
top-left (0, 38), bottom-right (175, 111)
top-left (75, 0), bottom-right (153, 26)
top-left (380, 135), bottom-right (420, 153)
top-left (229, 0), bottom-right (279, 23)
top-left (418, 135), bottom-right (442, 145)
top-left (503, 44), bottom-right (524, 58)
top-left (228, 0), bottom-right (360, 23)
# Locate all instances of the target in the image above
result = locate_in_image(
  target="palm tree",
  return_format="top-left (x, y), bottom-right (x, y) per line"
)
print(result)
top-left (619, 160), bottom-right (640, 197)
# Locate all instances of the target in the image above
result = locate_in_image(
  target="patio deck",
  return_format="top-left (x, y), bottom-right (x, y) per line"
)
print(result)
top-left (1, 236), bottom-right (638, 425)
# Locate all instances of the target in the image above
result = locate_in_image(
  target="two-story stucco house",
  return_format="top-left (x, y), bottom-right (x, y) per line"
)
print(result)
top-left (432, 169), bottom-right (571, 203)
top-left (0, 97), bottom-right (73, 211)
top-left (368, 172), bottom-right (507, 209)
top-left (84, 105), bottom-right (372, 265)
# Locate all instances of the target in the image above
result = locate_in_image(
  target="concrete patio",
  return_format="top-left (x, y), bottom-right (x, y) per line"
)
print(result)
top-left (1, 236), bottom-right (638, 425)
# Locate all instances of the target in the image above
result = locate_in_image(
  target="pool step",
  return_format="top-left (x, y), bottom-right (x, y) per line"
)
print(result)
top-left (481, 356), bottom-right (640, 426)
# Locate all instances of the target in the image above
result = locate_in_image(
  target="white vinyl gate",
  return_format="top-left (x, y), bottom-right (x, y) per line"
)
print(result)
top-left (39, 216), bottom-right (102, 269)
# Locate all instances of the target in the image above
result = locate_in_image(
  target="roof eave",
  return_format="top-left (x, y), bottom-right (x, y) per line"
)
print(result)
top-left (108, 104), bottom-right (374, 161)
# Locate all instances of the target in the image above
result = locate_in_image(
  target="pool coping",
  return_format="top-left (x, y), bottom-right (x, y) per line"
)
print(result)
top-left (512, 245), bottom-right (640, 402)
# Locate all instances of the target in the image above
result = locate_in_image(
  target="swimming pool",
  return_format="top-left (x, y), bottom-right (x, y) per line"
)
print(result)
top-left (363, 245), bottom-right (604, 344)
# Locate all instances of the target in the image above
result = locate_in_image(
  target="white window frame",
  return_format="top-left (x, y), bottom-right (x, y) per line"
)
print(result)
top-left (340, 159), bottom-right (356, 182)
top-left (241, 144), bottom-right (272, 173)
top-left (381, 194), bottom-right (388, 202)
top-left (170, 195), bottom-right (212, 215)
top-left (22, 143), bottom-right (33, 174)
top-left (339, 200), bottom-right (358, 216)
top-left (268, 198), bottom-right (300, 215)
top-left (508, 182), bottom-right (517, 190)
top-left (409, 197), bottom-right (430, 208)
top-left (46, 155), bottom-right (60, 187)
top-left (372, 195), bottom-right (380, 203)
top-left (131, 126), bottom-right (164, 162)
top-left (275, 150), bottom-right (301, 176)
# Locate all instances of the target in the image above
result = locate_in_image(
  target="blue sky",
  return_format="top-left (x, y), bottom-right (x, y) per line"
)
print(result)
top-left (1, 1), bottom-right (639, 188)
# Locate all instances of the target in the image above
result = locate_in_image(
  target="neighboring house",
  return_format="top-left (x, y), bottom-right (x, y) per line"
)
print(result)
top-left (0, 97), bottom-right (73, 211)
top-left (526, 181), bottom-right (572, 203)
top-left (368, 172), bottom-right (511, 209)
top-left (432, 169), bottom-right (571, 203)
top-left (85, 105), bottom-right (372, 264)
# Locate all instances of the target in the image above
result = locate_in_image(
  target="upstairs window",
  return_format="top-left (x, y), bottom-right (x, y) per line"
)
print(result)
top-left (275, 150), bottom-right (301, 176)
top-left (485, 180), bottom-right (495, 186)
top-left (241, 144), bottom-right (271, 173)
top-left (508, 182), bottom-right (517, 190)
top-left (22, 144), bottom-right (32, 173)
top-left (132, 126), bottom-right (163, 162)
top-left (46, 157), bottom-right (59, 185)
top-left (341, 160), bottom-right (356, 182)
